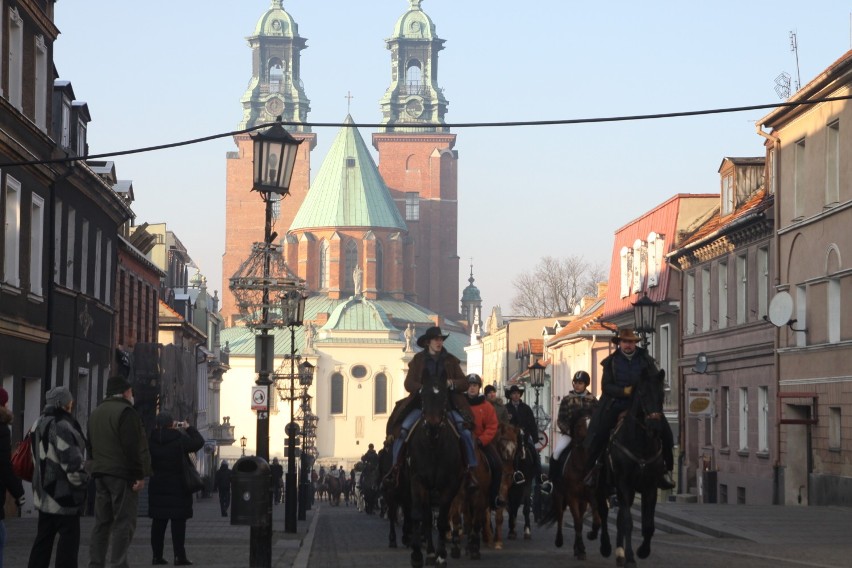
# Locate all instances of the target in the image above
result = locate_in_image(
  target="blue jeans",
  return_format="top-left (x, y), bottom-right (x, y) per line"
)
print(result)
top-left (0, 519), bottom-right (6, 568)
top-left (392, 409), bottom-right (477, 468)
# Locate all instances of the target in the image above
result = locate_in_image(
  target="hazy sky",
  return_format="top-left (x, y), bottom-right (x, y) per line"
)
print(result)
top-left (53, 1), bottom-right (851, 319)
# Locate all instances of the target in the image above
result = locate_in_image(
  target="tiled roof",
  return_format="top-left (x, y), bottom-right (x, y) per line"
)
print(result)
top-left (547, 300), bottom-right (611, 346)
top-left (674, 188), bottom-right (773, 252)
top-left (290, 115), bottom-right (407, 232)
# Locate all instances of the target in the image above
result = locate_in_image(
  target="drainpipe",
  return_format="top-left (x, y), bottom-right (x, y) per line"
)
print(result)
top-left (665, 258), bottom-right (688, 493)
top-left (756, 123), bottom-right (783, 504)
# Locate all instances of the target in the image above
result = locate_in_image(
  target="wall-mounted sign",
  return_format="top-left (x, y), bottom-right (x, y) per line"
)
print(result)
top-left (688, 390), bottom-right (713, 416)
top-left (251, 385), bottom-right (268, 411)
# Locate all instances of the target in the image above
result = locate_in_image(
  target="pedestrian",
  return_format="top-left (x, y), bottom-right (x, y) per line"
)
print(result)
top-left (213, 460), bottom-right (231, 517)
top-left (584, 328), bottom-right (676, 490)
top-left (270, 457), bottom-right (284, 505)
top-left (27, 386), bottom-right (90, 568)
top-left (0, 387), bottom-right (26, 568)
top-left (87, 375), bottom-right (152, 568)
top-left (147, 412), bottom-right (204, 565)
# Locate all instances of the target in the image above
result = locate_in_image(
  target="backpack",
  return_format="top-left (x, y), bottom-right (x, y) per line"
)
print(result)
top-left (11, 433), bottom-right (34, 482)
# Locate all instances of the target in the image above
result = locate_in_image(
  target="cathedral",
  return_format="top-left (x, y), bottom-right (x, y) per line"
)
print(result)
top-left (219, 0), bottom-right (480, 467)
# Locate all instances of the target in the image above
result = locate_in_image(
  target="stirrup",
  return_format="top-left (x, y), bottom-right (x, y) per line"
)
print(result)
top-left (539, 480), bottom-right (553, 495)
top-left (512, 471), bottom-right (525, 485)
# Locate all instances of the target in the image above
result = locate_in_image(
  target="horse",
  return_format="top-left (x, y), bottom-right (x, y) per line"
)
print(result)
top-left (326, 474), bottom-right (342, 506)
top-left (507, 428), bottom-right (537, 541)
top-left (359, 462), bottom-right (380, 515)
top-left (484, 422), bottom-right (519, 550)
top-left (378, 444), bottom-right (411, 549)
top-left (606, 369), bottom-right (667, 567)
top-left (406, 369), bottom-right (465, 567)
top-left (342, 476), bottom-right (352, 506)
top-left (315, 472), bottom-right (328, 502)
top-left (449, 445), bottom-right (490, 560)
top-left (538, 408), bottom-right (611, 560)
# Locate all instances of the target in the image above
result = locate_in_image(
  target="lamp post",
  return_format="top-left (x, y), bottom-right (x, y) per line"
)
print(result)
top-left (297, 361), bottom-right (314, 520)
top-left (632, 292), bottom-right (660, 348)
top-left (527, 360), bottom-right (551, 434)
top-left (240, 436), bottom-right (247, 457)
top-left (228, 117), bottom-right (302, 568)
top-left (281, 289), bottom-right (307, 533)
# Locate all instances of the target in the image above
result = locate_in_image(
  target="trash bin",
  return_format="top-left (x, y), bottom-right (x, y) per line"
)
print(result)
top-left (702, 470), bottom-right (718, 504)
top-left (230, 456), bottom-right (272, 526)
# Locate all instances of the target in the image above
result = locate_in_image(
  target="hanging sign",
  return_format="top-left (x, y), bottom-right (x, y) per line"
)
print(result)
top-left (251, 385), bottom-right (268, 411)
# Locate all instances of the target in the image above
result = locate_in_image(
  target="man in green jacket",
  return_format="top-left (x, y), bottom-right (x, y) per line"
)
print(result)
top-left (87, 376), bottom-right (152, 568)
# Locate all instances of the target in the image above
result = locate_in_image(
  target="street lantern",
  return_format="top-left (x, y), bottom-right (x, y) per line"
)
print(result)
top-left (251, 117), bottom-right (302, 195)
top-left (632, 292), bottom-right (660, 347)
top-left (240, 435), bottom-right (247, 456)
top-left (299, 360), bottom-right (315, 387)
top-left (528, 360), bottom-right (546, 389)
top-left (282, 289), bottom-right (306, 327)
top-left (527, 360), bottom-right (551, 434)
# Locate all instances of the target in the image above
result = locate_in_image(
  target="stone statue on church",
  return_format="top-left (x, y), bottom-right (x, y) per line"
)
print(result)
top-left (404, 323), bottom-right (415, 353)
top-left (304, 322), bottom-right (315, 351)
top-left (353, 265), bottom-right (363, 296)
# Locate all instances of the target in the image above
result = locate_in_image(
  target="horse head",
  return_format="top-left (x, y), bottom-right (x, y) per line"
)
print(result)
top-left (635, 368), bottom-right (665, 431)
top-left (495, 422), bottom-right (520, 464)
top-left (569, 409), bottom-right (593, 443)
top-left (419, 368), bottom-right (449, 430)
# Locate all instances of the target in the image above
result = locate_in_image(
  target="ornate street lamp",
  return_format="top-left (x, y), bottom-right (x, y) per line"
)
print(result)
top-left (632, 292), bottom-right (659, 348)
top-left (240, 435), bottom-right (247, 457)
top-left (297, 360), bottom-right (315, 520)
top-left (527, 360), bottom-right (551, 434)
top-left (281, 289), bottom-right (307, 533)
top-left (228, 117), bottom-right (302, 567)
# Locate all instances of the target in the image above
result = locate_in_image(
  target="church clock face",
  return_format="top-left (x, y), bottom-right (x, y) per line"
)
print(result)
top-left (265, 96), bottom-right (284, 116)
top-left (405, 98), bottom-right (424, 119)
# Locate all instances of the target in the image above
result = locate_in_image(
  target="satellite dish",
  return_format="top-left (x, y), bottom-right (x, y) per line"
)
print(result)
top-left (768, 291), bottom-right (794, 327)
top-left (694, 353), bottom-right (708, 374)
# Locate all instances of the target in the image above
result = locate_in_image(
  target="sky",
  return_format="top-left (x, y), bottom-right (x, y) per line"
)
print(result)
top-left (53, 1), bottom-right (851, 319)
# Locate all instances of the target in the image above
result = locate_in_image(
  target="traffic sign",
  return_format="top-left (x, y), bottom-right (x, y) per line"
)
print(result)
top-left (536, 431), bottom-right (548, 451)
top-left (285, 422), bottom-right (301, 437)
top-left (251, 385), bottom-right (268, 410)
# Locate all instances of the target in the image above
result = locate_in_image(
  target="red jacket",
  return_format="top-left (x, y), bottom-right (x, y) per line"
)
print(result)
top-left (467, 395), bottom-right (498, 447)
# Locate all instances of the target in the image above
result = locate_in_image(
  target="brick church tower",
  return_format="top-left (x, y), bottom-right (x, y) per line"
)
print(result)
top-left (221, 0), bottom-right (317, 325)
top-left (372, 0), bottom-right (460, 319)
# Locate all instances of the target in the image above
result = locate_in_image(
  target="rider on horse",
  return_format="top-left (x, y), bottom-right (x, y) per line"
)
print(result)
top-left (465, 374), bottom-right (506, 508)
top-left (385, 326), bottom-right (479, 490)
top-left (505, 384), bottom-right (548, 487)
top-left (583, 327), bottom-right (676, 490)
top-left (361, 443), bottom-right (379, 468)
top-left (543, 370), bottom-right (599, 495)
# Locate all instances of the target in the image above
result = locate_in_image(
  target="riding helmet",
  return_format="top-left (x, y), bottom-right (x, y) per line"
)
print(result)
top-left (572, 370), bottom-right (591, 385)
top-left (467, 373), bottom-right (483, 385)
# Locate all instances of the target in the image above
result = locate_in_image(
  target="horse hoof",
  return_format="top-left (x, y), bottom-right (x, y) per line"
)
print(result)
top-left (471, 551), bottom-right (481, 560)
top-left (637, 542), bottom-right (651, 559)
top-left (494, 542), bottom-right (502, 550)
top-left (586, 530), bottom-right (598, 541)
top-left (575, 553), bottom-right (586, 561)
top-left (601, 543), bottom-right (612, 558)
top-left (616, 558), bottom-right (625, 568)
top-left (450, 547), bottom-right (460, 559)
top-left (555, 535), bottom-right (563, 548)
top-left (508, 532), bottom-right (516, 540)
top-left (389, 541), bottom-right (397, 549)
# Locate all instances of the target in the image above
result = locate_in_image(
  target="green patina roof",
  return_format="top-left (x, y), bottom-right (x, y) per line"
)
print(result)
top-left (290, 116), bottom-right (407, 232)
top-left (391, 1), bottom-right (438, 40)
top-left (253, 1), bottom-right (300, 38)
top-left (323, 297), bottom-right (396, 332)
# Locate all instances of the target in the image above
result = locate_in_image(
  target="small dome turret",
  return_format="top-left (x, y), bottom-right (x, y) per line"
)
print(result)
top-left (253, 0), bottom-right (299, 38)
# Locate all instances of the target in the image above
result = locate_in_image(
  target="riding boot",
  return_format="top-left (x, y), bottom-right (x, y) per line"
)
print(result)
top-left (381, 442), bottom-right (406, 489)
top-left (658, 470), bottom-right (676, 490)
top-left (540, 457), bottom-right (558, 495)
top-left (465, 466), bottom-right (478, 491)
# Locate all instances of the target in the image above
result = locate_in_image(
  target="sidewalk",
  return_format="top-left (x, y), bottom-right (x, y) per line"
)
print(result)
top-left (4, 494), bottom-right (318, 567)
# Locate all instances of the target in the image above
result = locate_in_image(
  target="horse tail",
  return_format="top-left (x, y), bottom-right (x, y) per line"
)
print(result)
top-left (537, 494), bottom-right (561, 528)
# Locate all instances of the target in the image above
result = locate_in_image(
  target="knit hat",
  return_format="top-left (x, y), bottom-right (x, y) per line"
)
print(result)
top-left (0, 387), bottom-right (7, 407)
top-left (106, 375), bottom-right (132, 396)
top-left (483, 385), bottom-right (496, 396)
top-left (155, 412), bottom-right (174, 429)
top-left (46, 386), bottom-right (73, 408)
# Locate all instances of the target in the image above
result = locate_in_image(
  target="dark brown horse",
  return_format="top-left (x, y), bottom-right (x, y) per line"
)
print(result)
top-left (406, 369), bottom-right (464, 567)
top-left (606, 369), bottom-right (666, 567)
top-left (485, 422), bottom-right (519, 550)
top-left (539, 408), bottom-right (610, 559)
top-left (449, 445), bottom-right (490, 560)
top-left (378, 444), bottom-right (411, 548)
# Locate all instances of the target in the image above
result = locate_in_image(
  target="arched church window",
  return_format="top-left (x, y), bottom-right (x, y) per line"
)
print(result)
top-left (376, 240), bottom-right (384, 291)
top-left (344, 240), bottom-right (358, 291)
top-left (319, 240), bottom-right (329, 289)
top-left (405, 59), bottom-right (422, 94)
top-left (331, 372), bottom-right (344, 414)
top-left (374, 373), bottom-right (388, 415)
top-left (268, 58), bottom-right (285, 92)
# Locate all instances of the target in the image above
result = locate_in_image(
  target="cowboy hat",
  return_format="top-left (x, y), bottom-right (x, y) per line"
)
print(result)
top-left (416, 326), bottom-right (449, 348)
top-left (611, 327), bottom-right (641, 344)
top-left (504, 384), bottom-right (525, 398)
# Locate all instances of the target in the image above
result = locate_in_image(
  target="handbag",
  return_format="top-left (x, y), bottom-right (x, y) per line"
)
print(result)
top-left (11, 433), bottom-right (34, 482)
top-left (181, 454), bottom-right (204, 494)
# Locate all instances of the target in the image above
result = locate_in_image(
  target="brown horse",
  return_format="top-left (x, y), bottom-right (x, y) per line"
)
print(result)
top-left (484, 422), bottom-right (519, 550)
top-left (449, 445), bottom-right (491, 560)
top-left (539, 408), bottom-right (610, 560)
top-left (326, 474), bottom-right (342, 506)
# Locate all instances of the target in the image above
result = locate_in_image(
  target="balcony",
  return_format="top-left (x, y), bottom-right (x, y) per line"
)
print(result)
top-left (208, 417), bottom-right (236, 446)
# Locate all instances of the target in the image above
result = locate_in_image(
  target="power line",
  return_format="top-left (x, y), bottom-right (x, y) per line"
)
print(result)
top-left (2, 94), bottom-right (850, 169)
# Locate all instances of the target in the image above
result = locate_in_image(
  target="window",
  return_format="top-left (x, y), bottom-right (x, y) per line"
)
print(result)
top-left (685, 271), bottom-right (695, 335)
top-left (718, 261), bottom-right (728, 329)
top-left (30, 194), bottom-right (44, 296)
top-left (81, 219), bottom-right (89, 294)
top-left (271, 197), bottom-right (280, 220)
top-left (105, 239), bottom-right (113, 305)
top-left (736, 255), bottom-right (747, 324)
top-left (721, 387), bottom-right (730, 448)
top-left (768, 148), bottom-right (776, 195)
top-left (620, 246), bottom-right (631, 298)
top-left (659, 324), bottom-right (671, 390)
top-left (3, 176), bottom-right (21, 287)
top-left (375, 240), bottom-right (384, 290)
top-left (632, 239), bottom-right (645, 295)
top-left (738, 387), bottom-right (748, 451)
top-left (405, 192), bottom-right (420, 221)
top-left (375, 372), bottom-right (388, 415)
top-left (54, 200), bottom-right (63, 284)
top-left (796, 284), bottom-right (807, 347)
top-left (701, 267), bottom-right (711, 331)
top-left (35, 36), bottom-right (48, 129)
top-left (65, 207), bottom-right (76, 289)
top-left (757, 247), bottom-right (769, 319)
top-left (330, 372), bottom-right (344, 414)
top-left (76, 118), bottom-right (87, 157)
top-left (8, 7), bottom-right (24, 110)
top-left (737, 487), bottom-right (746, 505)
top-left (319, 240), bottom-right (329, 289)
top-left (829, 407), bottom-right (841, 450)
top-left (794, 139), bottom-right (806, 218)
top-left (721, 174), bottom-right (734, 215)
top-left (343, 240), bottom-right (358, 290)
top-left (828, 277), bottom-right (840, 343)
top-left (647, 232), bottom-right (664, 287)
top-left (758, 386), bottom-right (769, 453)
top-left (351, 365), bottom-right (368, 380)
top-left (94, 229), bottom-right (102, 300)
top-left (826, 121), bottom-right (839, 205)
top-left (61, 98), bottom-right (72, 148)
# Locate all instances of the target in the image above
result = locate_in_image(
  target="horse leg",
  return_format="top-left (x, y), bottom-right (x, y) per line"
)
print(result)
top-left (570, 500), bottom-right (587, 560)
top-left (636, 490), bottom-right (657, 560)
top-left (449, 500), bottom-right (462, 559)
top-left (388, 499), bottom-right (398, 549)
top-left (507, 501), bottom-right (517, 540)
top-left (436, 504), bottom-right (452, 566)
top-left (523, 487), bottom-right (532, 540)
top-left (616, 489), bottom-right (636, 568)
top-left (597, 485), bottom-right (612, 557)
top-left (411, 517), bottom-right (424, 568)
top-left (554, 494), bottom-right (565, 548)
